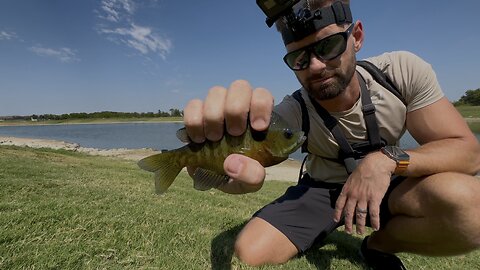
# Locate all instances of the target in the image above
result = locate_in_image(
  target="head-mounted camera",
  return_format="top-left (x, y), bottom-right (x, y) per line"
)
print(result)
top-left (256, 0), bottom-right (353, 44)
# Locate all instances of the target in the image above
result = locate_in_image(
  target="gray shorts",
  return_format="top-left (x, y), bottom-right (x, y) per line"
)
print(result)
top-left (253, 174), bottom-right (405, 252)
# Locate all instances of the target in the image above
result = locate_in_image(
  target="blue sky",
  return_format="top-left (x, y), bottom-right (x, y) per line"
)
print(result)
top-left (0, 0), bottom-right (478, 116)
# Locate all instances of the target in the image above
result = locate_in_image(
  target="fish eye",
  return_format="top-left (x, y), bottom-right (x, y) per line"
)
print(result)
top-left (283, 128), bottom-right (293, 139)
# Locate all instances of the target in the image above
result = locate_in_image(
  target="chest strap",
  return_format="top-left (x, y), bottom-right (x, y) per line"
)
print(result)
top-left (293, 73), bottom-right (386, 174)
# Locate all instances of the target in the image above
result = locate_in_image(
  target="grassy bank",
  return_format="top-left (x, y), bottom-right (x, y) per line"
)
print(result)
top-left (455, 105), bottom-right (480, 119)
top-left (455, 106), bottom-right (480, 133)
top-left (1, 146), bottom-right (479, 269)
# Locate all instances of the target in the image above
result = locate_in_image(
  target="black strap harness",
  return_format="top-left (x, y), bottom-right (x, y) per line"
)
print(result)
top-left (292, 60), bottom-right (406, 174)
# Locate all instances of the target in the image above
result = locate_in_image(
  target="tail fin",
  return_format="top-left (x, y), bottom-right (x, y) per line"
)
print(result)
top-left (138, 152), bottom-right (183, 194)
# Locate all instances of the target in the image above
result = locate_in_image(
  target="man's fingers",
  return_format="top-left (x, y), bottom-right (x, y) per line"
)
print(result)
top-left (355, 202), bottom-right (368, 235)
top-left (184, 99), bottom-right (204, 143)
top-left (334, 191), bottom-right (347, 223)
top-left (250, 87), bottom-right (274, 131)
top-left (368, 200), bottom-right (381, 231)
top-left (343, 199), bottom-right (357, 234)
top-left (204, 86), bottom-right (227, 141)
top-left (225, 80), bottom-right (253, 136)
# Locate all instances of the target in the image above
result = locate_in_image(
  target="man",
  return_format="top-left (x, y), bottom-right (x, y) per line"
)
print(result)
top-left (183, 0), bottom-right (480, 269)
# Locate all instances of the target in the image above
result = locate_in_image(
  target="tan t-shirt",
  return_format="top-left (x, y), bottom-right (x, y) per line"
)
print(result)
top-left (274, 51), bottom-right (444, 183)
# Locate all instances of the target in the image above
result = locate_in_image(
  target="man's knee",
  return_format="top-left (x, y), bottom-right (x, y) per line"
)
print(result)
top-left (400, 172), bottom-right (480, 209)
top-left (422, 173), bottom-right (480, 248)
top-left (427, 173), bottom-right (480, 208)
top-left (233, 217), bottom-right (298, 266)
top-left (234, 237), bottom-right (269, 266)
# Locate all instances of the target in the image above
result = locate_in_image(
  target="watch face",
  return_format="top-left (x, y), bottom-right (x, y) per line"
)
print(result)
top-left (388, 146), bottom-right (409, 160)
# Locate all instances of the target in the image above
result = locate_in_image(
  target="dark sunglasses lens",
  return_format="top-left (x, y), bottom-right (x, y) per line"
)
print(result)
top-left (313, 34), bottom-right (347, 61)
top-left (284, 50), bottom-right (309, 70)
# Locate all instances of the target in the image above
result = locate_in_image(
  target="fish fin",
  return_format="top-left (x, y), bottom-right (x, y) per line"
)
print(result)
top-left (138, 152), bottom-right (183, 194)
top-left (137, 153), bottom-right (164, 172)
top-left (192, 168), bottom-right (230, 191)
top-left (176, 127), bottom-right (192, 143)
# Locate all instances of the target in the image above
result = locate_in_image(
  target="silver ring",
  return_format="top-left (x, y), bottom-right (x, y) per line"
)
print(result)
top-left (356, 212), bottom-right (367, 218)
top-left (356, 207), bottom-right (368, 214)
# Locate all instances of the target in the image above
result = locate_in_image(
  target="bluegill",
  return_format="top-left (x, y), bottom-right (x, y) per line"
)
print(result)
top-left (138, 112), bottom-right (305, 194)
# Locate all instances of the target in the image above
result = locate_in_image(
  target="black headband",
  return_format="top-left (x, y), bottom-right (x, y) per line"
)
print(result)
top-left (280, 1), bottom-right (352, 45)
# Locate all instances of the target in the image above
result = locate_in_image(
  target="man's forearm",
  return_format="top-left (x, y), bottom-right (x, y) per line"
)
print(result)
top-left (404, 137), bottom-right (480, 177)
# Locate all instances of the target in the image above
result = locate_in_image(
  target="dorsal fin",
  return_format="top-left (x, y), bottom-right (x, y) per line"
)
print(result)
top-left (176, 127), bottom-right (192, 143)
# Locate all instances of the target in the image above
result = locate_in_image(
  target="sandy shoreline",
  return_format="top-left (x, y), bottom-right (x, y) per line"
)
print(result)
top-left (0, 136), bottom-right (302, 182)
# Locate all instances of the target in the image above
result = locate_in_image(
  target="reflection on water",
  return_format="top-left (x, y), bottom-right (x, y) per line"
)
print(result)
top-left (0, 122), bottom-right (478, 162)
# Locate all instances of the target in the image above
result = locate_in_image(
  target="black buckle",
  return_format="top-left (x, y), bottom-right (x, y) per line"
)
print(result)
top-left (343, 157), bottom-right (358, 174)
top-left (362, 103), bottom-right (376, 115)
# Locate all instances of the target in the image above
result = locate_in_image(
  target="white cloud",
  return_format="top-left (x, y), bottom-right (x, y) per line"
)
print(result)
top-left (99, 0), bottom-right (135, 22)
top-left (96, 0), bottom-right (172, 59)
top-left (0, 30), bottom-right (17, 40)
top-left (29, 46), bottom-right (80, 63)
top-left (100, 24), bottom-right (172, 59)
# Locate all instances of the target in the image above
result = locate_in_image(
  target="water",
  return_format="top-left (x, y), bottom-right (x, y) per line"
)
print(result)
top-left (0, 123), bottom-right (186, 151)
top-left (0, 123), bottom-right (478, 162)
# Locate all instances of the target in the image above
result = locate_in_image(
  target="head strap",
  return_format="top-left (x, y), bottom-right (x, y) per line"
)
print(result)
top-left (281, 1), bottom-right (352, 44)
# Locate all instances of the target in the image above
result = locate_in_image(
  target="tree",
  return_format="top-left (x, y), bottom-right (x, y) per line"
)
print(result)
top-left (169, 108), bottom-right (183, 117)
top-left (455, 88), bottom-right (480, 106)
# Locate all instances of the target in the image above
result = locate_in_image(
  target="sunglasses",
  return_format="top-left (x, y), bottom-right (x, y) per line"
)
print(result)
top-left (283, 24), bottom-right (354, 71)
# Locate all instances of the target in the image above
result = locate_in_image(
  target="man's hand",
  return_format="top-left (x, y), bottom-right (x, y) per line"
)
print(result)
top-left (183, 80), bottom-right (274, 194)
top-left (333, 151), bottom-right (397, 234)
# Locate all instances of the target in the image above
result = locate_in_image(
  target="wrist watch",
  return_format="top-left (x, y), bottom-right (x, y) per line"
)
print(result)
top-left (380, 145), bottom-right (410, 174)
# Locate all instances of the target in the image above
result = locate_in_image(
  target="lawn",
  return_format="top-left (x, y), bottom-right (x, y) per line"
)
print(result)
top-left (1, 146), bottom-right (479, 269)
top-left (455, 105), bottom-right (480, 119)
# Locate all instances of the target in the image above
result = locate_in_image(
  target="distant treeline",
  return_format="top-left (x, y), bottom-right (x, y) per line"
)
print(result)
top-left (454, 88), bottom-right (480, 106)
top-left (1, 109), bottom-right (183, 121)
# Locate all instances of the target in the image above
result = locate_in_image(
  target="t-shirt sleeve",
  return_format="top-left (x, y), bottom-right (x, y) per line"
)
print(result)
top-left (369, 51), bottom-right (444, 112)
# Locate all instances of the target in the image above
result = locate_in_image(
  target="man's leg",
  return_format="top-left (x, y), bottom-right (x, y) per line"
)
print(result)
top-left (234, 181), bottom-right (342, 266)
top-left (234, 217), bottom-right (299, 266)
top-left (368, 172), bottom-right (480, 255)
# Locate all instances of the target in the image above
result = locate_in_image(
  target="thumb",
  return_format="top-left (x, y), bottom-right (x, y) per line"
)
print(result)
top-left (224, 154), bottom-right (265, 186)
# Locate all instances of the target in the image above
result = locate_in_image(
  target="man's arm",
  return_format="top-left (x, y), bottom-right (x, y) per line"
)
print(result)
top-left (334, 97), bottom-right (480, 234)
top-left (405, 97), bottom-right (480, 177)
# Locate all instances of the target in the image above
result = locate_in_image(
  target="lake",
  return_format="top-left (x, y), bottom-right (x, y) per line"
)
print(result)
top-left (0, 122), bottom-right (479, 162)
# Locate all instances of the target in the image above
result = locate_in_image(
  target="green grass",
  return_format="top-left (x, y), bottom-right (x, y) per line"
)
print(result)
top-left (454, 105), bottom-right (479, 133)
top-left (1, 146), bottom-right (479, 269)
top-left (455, 105), bottom-right (480, 118)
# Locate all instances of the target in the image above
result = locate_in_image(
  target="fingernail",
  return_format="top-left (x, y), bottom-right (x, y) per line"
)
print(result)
top-left (252, 118), bottom-right (267, 130)
top-left (206, 130), bottom-right (222, 142)
top-left (226, 157), bottom-right (244, 177)
top-left (228, 126), bottom-right (244, 137)
top-left (192, 136), bottom-right (205, 144)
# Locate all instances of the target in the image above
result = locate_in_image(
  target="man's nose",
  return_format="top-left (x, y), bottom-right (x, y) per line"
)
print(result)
top-left (308, 52), bottom-right (327, 71)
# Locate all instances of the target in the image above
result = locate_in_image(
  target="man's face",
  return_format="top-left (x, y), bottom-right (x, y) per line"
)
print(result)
top-left (285, 23), bottom-right (357, 101)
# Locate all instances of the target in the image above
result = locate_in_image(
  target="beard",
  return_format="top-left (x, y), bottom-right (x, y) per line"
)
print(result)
top-left (301, 58), bottom-right (357, 101)
top-left (306, 73), bottom-right (348, 100)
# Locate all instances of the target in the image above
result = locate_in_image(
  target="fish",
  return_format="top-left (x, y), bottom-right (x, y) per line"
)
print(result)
top-left (137, 111), bottom-right (305, 194)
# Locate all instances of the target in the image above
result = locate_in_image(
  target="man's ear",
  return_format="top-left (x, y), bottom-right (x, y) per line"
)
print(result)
top-left (352, 21), bottom-right (364, 52)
